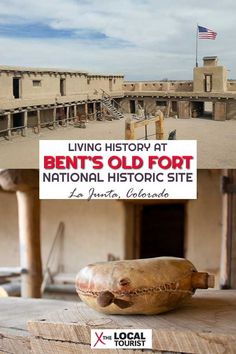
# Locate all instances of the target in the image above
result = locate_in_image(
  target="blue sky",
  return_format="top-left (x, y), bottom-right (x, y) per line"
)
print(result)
top-left (0, 0), bottom-right (235, 80)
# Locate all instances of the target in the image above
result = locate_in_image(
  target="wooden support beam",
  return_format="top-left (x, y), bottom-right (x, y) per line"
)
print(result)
top-left (73, 105), bottom-right (77, 120)
top-left (166, 100), bottom-right (171, 118)
top-left (125, 119), bottom-right (135, 140)
top-left (23, 111), bottom-right (28, 137)
top-left (220, 170), bottom-right (236, 289)
top-left (66, 106), bottom-right (69, 126)
top-left (7, 113), bottom-right (11, 140)
top-left (155, 111), bottom-right (164, 140)
top-left (93, 101), bottom-right (96, 120)
top-left (37, 110), bottom-right (41, 133)
top-left (84, 103), bottom-right (88, 122)
top-left (0, 170), bottom-right (42, 298)
top-left (84, 103), bottom-right (88, 115)
top-left (16, 188), bottom-right (42, 298)
top-left (53, 108), bottom-right (56, 129)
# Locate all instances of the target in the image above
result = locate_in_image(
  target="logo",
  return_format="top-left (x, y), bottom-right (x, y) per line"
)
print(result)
top-left (91, 329), bottom-right (152, 349)
top-left (93, 332), bottom-right (106, 347)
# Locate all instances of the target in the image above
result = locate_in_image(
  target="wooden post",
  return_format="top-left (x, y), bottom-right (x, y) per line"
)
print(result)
top-left (74, 105), bottom-right (77, 121)
top-left (93, 102), bottom-right (97, 120)
top-left (66, 106), bottom-right (69, 126)
top-left (220, 170), bottom-right (236, 289)
top-left (0, 170), bottom-right (42, 298)
top-left (84, 103), bottom-right (88, 122)
top-left (23, 111), bottom-right (28, 137)
top-left (16, 188), bottom-right (42, 297)
top-left (156, 111), bottom-right (164, 140)
top-left (166, 100), bottom-right (171, 118)
top-left (125, 120), bottom-right (135, 140)
top-left (230, 170), bottom-right (236, 288)
top-left (53, 107), bottom-right (56, 129)
top-left (7, 113), bottom-right (11, 140)
top-left (37, 110), bottom-right (41, 133)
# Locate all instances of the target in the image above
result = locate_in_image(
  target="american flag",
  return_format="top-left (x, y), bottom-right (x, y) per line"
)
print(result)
top-left (198, 26), bottom-right (217, 40)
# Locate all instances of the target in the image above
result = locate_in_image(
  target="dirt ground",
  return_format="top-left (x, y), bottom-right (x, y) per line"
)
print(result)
top-left (0, 117), bottom-right (235, 168)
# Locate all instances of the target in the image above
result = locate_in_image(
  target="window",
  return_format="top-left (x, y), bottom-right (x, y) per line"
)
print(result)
top-left (205, 75), bottom-right (213, 92)
top-left (109, 78), bottom-right (113, 91)
top-left (60, 78), bottom-right (66, 96)
top-left (13, 77), bottom-right (21, 99)
top-left (33, 80), bottom-right (41, 87)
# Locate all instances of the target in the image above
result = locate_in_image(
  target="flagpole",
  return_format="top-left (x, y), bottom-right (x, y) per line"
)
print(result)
top-left (196, 24), bottom-right (199, 67)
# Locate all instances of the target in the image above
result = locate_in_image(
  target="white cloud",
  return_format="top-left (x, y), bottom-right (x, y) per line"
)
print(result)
top-left (0, 0), bottom-right (236, 79)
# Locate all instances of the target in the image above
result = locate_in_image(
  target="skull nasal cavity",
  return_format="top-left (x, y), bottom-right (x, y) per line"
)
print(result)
top-left (119, 278), bottom-right (130, 286)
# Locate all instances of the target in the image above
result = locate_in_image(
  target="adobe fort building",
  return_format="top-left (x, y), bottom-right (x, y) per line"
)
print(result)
top-left (0, 56), bottom-right (236, 139)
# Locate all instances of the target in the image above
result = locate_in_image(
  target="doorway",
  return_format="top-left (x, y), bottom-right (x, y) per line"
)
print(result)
top-left (192, 101), bottom-right (213, 119)
top-left (138, 204), bottom-right (185, 259)
top-left (13, 78), bottom-right (21, 99)
top-left (129, 100), bottom-right (136, 114)
top-left (13, 113), bottom-right (24, 128)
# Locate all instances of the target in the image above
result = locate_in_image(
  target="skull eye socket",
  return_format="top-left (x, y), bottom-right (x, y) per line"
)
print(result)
top-left (119, 278), bottom-right (130, 286)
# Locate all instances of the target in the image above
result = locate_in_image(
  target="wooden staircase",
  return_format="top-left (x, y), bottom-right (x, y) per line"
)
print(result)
top-left (101, 90), bottom-right (124, 120)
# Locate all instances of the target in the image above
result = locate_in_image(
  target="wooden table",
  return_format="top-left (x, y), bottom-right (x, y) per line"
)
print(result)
top-left (0, 290), bottom-right (236, 353)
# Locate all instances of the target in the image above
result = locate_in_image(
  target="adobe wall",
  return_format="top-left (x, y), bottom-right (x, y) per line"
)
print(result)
top-left (186, 170), bottom-right (222, 283)
top-left (123, 81), bottom-right (193, 93)
top-left (227, 81), bottom-right (236, 91)
top-left (0, 67), bottom-right (124, 111)
top-left (0, 171), bottom-right (223, 282)
top-left (193, 66), bottom-right (228, 93)
top-left (0, 197), bottom-right (126, 272)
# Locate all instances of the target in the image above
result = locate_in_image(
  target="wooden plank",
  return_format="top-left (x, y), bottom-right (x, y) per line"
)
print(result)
top-left (0, 297), bottom-right (75, 354)
top-left (0, 330), bottom-right (31, 354)
top-left (30, 338), bottom-right (162, 354)
top-left (125, 114), bottom-right (163, 140)
top-left (28, 290), bottom-right (236, 354)
top-left (133, 115), bottom-right (161, 128)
